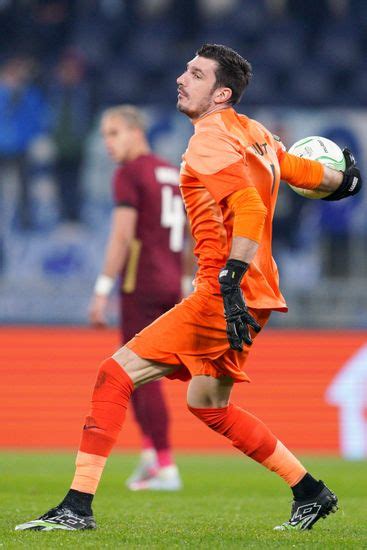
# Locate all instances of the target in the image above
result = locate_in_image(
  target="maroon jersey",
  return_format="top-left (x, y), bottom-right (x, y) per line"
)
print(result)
top-left (113, 153), bottom-right (184, 297)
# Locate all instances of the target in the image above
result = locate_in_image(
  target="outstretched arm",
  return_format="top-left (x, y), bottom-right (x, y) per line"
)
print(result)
top-left (279, 149), bottom-right (362, 200)
top-left (315, 165), bottom-right (343, 193)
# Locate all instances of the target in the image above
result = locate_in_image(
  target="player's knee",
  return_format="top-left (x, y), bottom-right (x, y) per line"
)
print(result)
top-left (186, 394), bottom-right (230, 409)
top-left (112, 346), bottom-right (151, 386)
top-left (187, 403), bottom-right (228, 430)
top-left (94, 356), bottom-right (122, 389)
top-left (93, 357), bottom-right (113, 391)
top-left (187, 403), bottom-right (202, 418)
top-left (92, 357), bottom-right (134, 401)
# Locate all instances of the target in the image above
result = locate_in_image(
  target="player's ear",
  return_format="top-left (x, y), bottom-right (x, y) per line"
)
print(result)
top-left (214, 87), bottom-right (232, 104)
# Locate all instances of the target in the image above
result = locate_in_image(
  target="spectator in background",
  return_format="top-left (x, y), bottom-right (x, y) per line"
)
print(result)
top-left (89, 105), bottom-right (184, 491)
top-left (49, 50), bottom-right (92, 224)
top-left (28, 0), bottom-right (74, 61)
top-left (0, 54), bottom-right (49, 231)
top-left (286, 0), bottom-right (337, 49)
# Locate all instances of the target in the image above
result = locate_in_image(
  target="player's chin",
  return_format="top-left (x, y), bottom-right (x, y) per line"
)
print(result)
top-left (107, 151), bottom-right (117, 161)
top-left (176, 100), bottom-right (192, 116)
top-left (110, 152), bottom-right (123, 163)
top-left (176, 99), bottom-right (186, 112)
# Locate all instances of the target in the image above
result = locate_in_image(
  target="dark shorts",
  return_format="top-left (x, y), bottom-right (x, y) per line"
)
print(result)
top-left (120, 292), bottom-right (181, 343)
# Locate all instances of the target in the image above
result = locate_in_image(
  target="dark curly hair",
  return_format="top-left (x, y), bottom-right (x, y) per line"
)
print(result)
top-left (196, 43), bottom-right (252, 105)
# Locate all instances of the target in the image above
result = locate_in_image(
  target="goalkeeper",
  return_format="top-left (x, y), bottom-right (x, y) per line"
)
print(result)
top-left (16, 44), bottom-right (362, 533)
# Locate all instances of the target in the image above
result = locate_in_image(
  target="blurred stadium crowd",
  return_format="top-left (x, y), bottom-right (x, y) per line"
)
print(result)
top-left (0, 0), bottom-right (366, 326)
top-left (2, 0), bottom-right (367, 106)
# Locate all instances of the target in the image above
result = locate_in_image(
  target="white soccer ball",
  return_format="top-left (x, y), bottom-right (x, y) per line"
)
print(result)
top-left (287, 136), bottom-right (346, 199)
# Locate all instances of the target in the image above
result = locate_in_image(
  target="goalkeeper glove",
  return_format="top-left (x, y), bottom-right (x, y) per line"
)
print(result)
top-left (218, 259), bottom-right (261, 352)
top-left (322, 148), bottom-right (362, 201)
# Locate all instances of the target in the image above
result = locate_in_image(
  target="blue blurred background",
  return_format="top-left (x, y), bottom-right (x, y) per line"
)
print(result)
top-left (0, 0), bottom-right (366, 326)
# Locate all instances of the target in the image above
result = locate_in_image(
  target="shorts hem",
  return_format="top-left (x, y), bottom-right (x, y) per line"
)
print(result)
top-left (127, 340), bottom-right (250, 383)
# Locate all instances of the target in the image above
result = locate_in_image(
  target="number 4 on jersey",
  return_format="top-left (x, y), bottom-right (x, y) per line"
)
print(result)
top-left (161, 185), bottom-right (185, 252)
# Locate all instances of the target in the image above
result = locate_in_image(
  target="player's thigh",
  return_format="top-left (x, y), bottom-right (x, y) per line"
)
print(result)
top-left (113, 345), bottom-right (178, 387)
top-left (187, 375), bottom-right (234, 409)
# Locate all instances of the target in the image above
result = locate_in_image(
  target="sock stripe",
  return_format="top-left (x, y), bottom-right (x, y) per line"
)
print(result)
top-left (72, 358), bottom-right (134, 493)
top-left (262, 441), bottom-right (307, 487)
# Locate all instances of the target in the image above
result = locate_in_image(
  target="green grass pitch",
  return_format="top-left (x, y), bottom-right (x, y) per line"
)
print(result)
top-left (1, 452), bottom-right (366, 548)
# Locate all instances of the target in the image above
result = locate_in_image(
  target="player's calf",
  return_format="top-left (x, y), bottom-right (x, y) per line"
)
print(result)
top-left (77, 357), bottom-right (134, 459)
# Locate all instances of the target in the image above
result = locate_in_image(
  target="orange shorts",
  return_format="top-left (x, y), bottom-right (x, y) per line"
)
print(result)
top-left (126, 287), bottom-right (271, 383)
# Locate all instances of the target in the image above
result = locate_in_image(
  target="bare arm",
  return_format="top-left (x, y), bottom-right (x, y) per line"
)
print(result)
top-left (316, 166), bottom-right (343, 193)
top-left (99, 207), bottom-right (137, 278)
top-left (228, 235), bottom-right (259, 264)
top-left (89, 206), bottom-right (137, 327)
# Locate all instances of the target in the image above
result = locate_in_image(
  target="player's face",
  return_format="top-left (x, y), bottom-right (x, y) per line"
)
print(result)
top-left (101, 115), bottom-right (133, 163)
top-left (177, 56), bottom-right (221, 119)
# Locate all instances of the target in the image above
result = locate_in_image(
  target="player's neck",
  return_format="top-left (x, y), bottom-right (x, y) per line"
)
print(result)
top-left (192, 103), bottom-right (232, 124)
top-left (125, 143), bottom-right (151, 162)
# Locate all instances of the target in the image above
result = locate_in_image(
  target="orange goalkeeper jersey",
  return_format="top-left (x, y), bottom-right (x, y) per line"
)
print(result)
top-left (180, 107), bottom-right (287, 311)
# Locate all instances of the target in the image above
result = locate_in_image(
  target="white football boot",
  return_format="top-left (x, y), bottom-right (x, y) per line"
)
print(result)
top-left (128, 464), bottom-right (182, 491)
top-left (125, 449), bottom-right (158, 489)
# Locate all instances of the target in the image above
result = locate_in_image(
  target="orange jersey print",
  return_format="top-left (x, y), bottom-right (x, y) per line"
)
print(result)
top-left (180, 107), bottom-right (287, 311)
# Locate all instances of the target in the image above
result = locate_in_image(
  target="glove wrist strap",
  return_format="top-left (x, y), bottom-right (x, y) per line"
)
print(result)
top-left (219, 259), bottom-right (249, 289)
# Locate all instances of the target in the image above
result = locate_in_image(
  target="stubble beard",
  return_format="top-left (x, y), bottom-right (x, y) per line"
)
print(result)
top-left (177, 94), bottom-right (213, 120)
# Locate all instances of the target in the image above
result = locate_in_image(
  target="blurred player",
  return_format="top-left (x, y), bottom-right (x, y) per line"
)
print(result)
top-left (88, 105), bottom-right (184, 491)
top-left (16, 45), bottom-right (362, 532)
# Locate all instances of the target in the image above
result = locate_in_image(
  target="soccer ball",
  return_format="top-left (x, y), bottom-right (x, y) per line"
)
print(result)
top-left (287, 136), bottom-right (346, 199)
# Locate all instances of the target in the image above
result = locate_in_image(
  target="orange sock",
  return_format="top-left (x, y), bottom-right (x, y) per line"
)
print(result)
top-left (262, 440), bottom-right (306, 486)
top-left (71, 451), bottom-right (107, 494)
top-left (188, 403), bottom-right (306, 485)
top-left (71, 357), bottom-right (134, 494)
top-left (188, 403), bottom-right (277, 462)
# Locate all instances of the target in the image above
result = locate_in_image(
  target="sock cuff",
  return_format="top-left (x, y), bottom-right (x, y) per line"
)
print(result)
top-left (187, 404), bottom-right (230, 416)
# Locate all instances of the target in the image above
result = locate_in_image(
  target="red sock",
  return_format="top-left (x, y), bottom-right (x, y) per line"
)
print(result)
top-left (142, 436), bottom-right (154, 450)
top-left (188, 403), bottom-right (306, 485)
top-left (80, 357), bottom-right (134, 457)
top-left (188, 403), bottom-right (276, 462)
top-left (157, 448), bottom-right (174, 468)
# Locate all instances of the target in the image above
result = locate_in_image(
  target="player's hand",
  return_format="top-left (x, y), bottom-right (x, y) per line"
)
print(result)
top-left (89, 294), bottom-right (109, 328)
top-left (323, 148), bottom-right (362, 201)
top-left (219, 259), bottom-right (261, 351)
